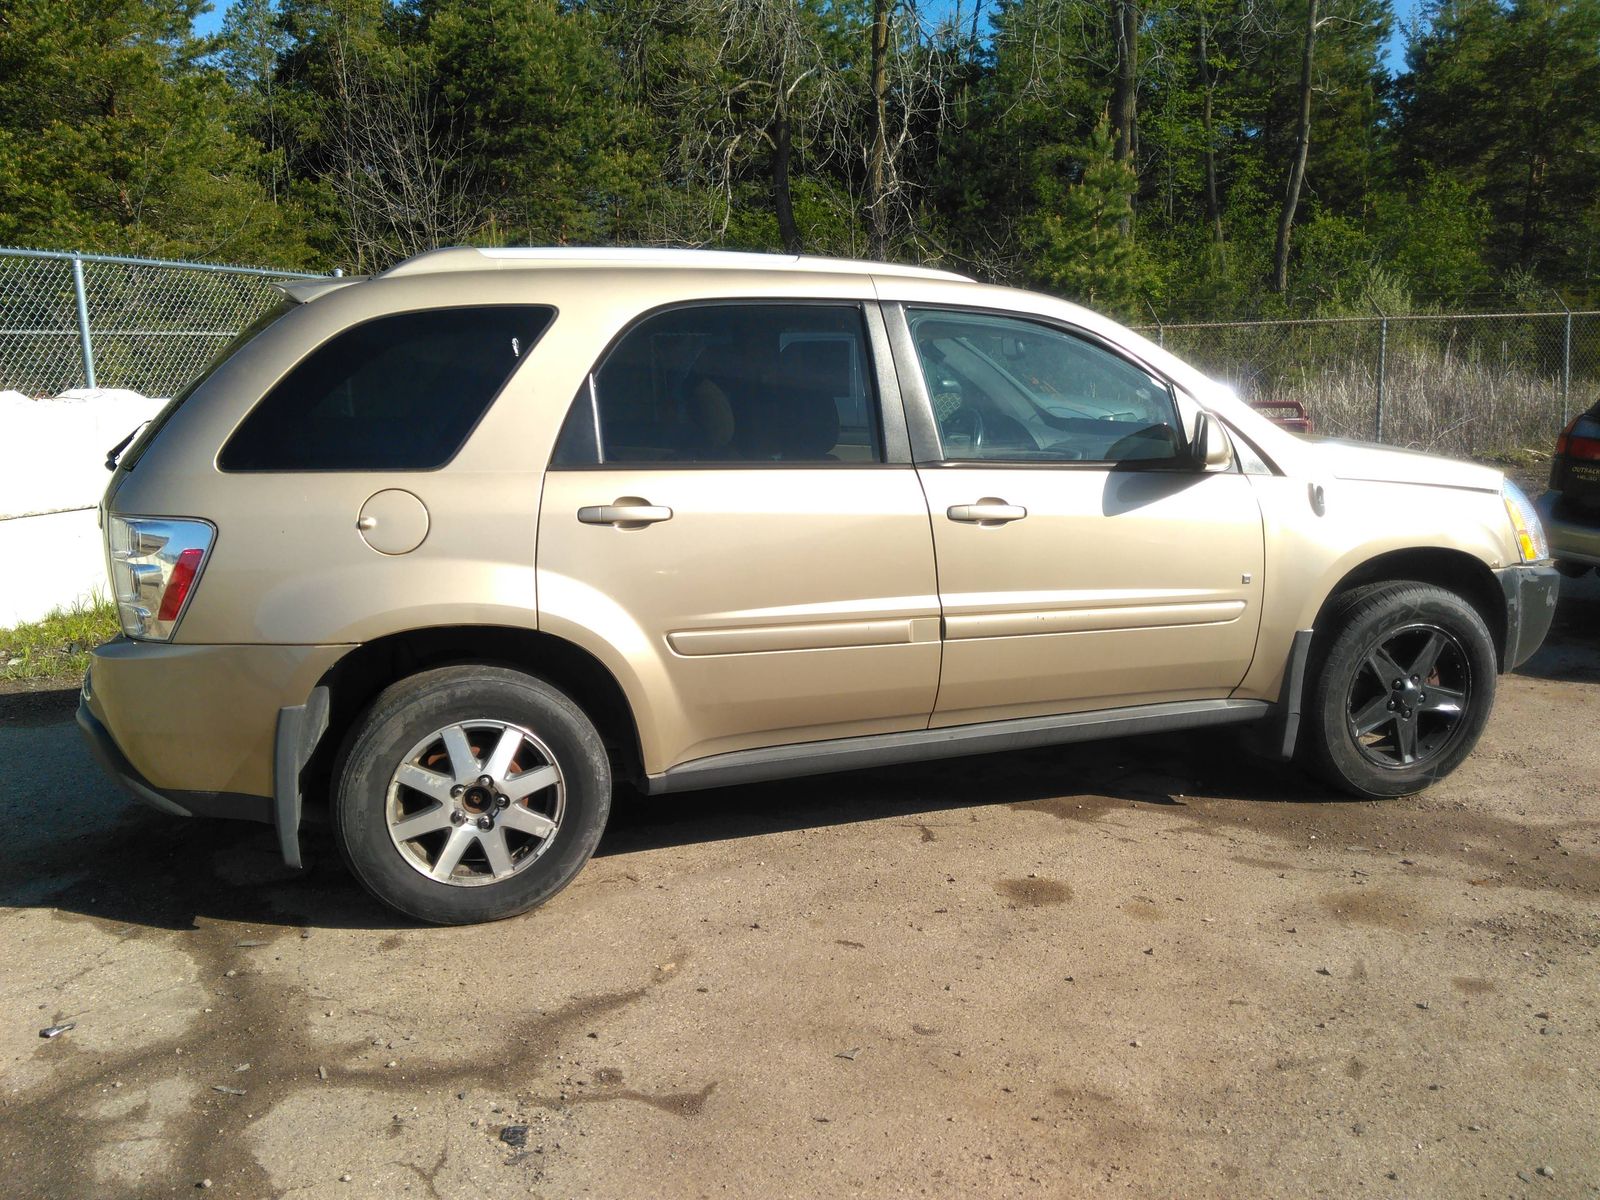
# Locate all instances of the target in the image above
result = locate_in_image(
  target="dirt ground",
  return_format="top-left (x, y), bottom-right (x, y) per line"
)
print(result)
top-left (1, 576), bottom-right (1595, 1200)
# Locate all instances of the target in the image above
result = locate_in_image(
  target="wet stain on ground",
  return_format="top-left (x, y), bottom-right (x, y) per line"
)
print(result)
top-left (1123, 897), bottom-right (1163, 921)
top-left (997, 878), bottom-right (1073, 906)
top-left (558, 1081), bottom-right (717, 1118)
top-left (1230, 855), bottom-right (1299, 873)
top-left (1053, 1085), bottom-right (1117, 1107)
top-left (1319, 888), bottom-right (1424, 932)
top-left (0, 803), bottom-right (686, 1198)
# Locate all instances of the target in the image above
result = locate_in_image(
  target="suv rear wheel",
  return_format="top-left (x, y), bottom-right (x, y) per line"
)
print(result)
top-left (1300, 582), bottom-right (1497, 798)
top-left (332, 665), bottom-right (611, 924)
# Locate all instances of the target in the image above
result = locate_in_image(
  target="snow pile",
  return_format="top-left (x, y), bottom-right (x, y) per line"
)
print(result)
top-left (0, 388), bottom-right (168, 519)
top-left (1, 388), bottom-right (169, 625)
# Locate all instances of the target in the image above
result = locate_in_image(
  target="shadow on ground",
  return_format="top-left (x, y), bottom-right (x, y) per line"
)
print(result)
top-left (3, 684), bottom-right (1338, 934)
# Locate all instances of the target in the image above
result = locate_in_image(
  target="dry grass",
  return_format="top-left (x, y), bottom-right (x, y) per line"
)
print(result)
top-left (1166, 316), bottom-right (1596, 460)
top-left (1274, 343), bottom-right (1574, 459)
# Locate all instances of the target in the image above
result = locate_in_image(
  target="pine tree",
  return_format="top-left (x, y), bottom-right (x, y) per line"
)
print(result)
top-left (0, 0), bottom-right (311, 262)
top-left (1021, 117), bottom-right (1150, 317)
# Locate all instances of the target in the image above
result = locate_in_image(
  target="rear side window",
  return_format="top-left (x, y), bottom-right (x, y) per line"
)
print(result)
top-left (552, 303), bottom-right (883, 466)
top-left (220, 305), bottom-right (553, 471)
top-left (120, 300), bottom-right (296, 472)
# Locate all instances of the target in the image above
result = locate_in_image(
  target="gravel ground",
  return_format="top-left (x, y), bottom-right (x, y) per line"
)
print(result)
top-left (1, 574), bottom-right (1595, 1200)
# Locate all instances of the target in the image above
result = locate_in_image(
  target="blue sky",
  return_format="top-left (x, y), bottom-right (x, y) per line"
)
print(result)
top-left (193, 1), bottom-right (1427, 72)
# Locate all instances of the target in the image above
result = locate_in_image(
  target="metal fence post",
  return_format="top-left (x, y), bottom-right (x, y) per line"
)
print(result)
top-left (1563, 310), bottom-right (1573, 427)
top-left (70, 254), bottom-right (96, 389)
top-left (1374, 313), bottom-right (1388, 443)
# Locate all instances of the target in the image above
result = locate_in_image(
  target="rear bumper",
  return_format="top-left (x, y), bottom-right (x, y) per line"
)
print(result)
top-left (77, 696), bottom-right (271, 822)
top-left (78, 638), bottom-right (349, 864)
top-left (1494, 562), bottom-right (1560, 671)
top-left (1536, 490), bottom-right (1600, 568)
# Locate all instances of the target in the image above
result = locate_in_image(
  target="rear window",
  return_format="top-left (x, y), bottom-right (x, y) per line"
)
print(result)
top-left (219, 305), bottom-right (553, 472)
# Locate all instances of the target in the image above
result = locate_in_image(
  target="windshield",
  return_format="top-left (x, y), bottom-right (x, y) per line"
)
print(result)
top-left (116, 300), bottom-right (296, 472)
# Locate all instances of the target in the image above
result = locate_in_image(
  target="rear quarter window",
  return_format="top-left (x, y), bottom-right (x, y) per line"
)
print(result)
top-left (219, 305), bottom-right (553, 472)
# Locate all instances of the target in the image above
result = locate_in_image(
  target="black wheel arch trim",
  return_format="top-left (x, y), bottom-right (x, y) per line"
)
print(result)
top-left (1495, 563), bottom-right (1559, 672)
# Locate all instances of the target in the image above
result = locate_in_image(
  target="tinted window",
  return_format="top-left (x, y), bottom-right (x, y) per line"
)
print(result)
top-left (556, 304), bottom-right (882, 466)
top-left (220, 306), bottom-right (552, 471)
top-left (909, 309), bottom-right (1182, 464)
top-left (121, 300), bottom-right (296, 472)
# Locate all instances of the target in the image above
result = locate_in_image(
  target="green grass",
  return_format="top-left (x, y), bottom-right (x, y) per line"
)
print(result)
top-left (0, 598), bottom-right (120, 683)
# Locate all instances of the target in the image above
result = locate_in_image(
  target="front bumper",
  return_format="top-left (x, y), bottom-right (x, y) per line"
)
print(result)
top-left (1536, 490), bottom-right (1600, 568)
top-left (1494, 563), bottom-right (1560, 671)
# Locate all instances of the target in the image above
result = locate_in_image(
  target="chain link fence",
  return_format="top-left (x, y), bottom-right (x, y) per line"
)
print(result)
top-left (3, 247), bottom-right (1595, 460)
top-left (0, 247), bottom-right (329, 399)
top-left (1136, 311), bottom-right (1600, 459)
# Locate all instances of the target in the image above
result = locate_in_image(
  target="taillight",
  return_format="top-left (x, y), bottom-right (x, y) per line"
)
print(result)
top-left (1556, 414), bottom-right (1600, 461)
top-left (106, 517), bottom-right (216, 640)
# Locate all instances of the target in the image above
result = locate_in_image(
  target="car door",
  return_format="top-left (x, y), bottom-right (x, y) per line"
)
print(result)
top-left (885, 304), bottom-right (1266, 727)
top-left (536, 300), bottom-right (942, 775)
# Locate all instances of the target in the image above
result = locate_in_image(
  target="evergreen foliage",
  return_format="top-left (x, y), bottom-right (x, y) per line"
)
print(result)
top-left (1, 0), bottom-right (1595, 316)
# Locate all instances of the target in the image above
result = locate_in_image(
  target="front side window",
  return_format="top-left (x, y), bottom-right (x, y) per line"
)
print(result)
top-left (908, 309), bottom-right (1183, 465)
top-left (554, 303), bottom-right (883, 466)
top-left (220, 305), bottom-right (553, 471)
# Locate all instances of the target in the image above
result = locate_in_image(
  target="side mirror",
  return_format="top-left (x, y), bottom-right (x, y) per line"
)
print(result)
top-left (1190, 412), bottom-right (1233, 472)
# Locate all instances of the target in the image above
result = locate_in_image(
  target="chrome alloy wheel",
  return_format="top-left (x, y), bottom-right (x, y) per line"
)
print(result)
top-left (385, 720), bottom-right (565, 886)
top-left (1345, 622), bottom-right (1472, 769)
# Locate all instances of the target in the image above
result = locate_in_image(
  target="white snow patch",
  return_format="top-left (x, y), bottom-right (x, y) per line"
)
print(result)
top-left (1, 388), bottom-right (169, 625)
top-left (1, 388), bottom-right (168, 519)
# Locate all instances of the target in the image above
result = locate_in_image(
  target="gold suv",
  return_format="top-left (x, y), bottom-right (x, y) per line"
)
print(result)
top-left (78, 248), bottom-right (1559, 924)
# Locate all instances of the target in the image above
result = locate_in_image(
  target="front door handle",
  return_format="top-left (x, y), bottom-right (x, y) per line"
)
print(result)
top-left (947, 499), bottom-right (1027, 525)
top-left (578, 500), bottom-right (674, 527)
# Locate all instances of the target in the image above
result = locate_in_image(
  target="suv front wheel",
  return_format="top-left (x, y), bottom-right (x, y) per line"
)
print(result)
top-left (1300, 582), bottom-right (1497, 798)
top-left (332, 665), bottom-right (611, 924)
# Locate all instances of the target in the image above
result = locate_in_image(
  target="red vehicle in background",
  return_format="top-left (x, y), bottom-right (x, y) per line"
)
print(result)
top-left (1248, 399), bottom-right (1313, 433)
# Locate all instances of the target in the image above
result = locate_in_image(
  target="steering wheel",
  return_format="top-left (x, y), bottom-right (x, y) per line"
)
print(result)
top-left (940, 404), bottom-right (985, 453)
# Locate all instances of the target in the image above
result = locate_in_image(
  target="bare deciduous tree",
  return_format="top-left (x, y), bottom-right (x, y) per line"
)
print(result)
top-left (325, 35), bottom-right (483, 271)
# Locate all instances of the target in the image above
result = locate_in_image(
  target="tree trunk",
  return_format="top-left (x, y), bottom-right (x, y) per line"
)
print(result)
top-left (1197, 11), bottom-right (1224, 261)
top-left (1110, 1), bottom-right (1138, 165)
top-left (1272, 0), bottom-right (1317, 294)
top-left (771, 100), bottom-right (802, 255)
top-left (1110, 1), bottom-right (1139, 238)
top-left (867, 0), bottom-right (890, 260)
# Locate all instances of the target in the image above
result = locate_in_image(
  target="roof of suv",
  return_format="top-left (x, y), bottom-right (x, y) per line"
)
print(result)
top-left (378, 246), bottom-right (973, 282)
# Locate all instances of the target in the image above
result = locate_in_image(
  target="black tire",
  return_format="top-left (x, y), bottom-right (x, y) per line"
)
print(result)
top-left (1299, 581), bottom-right (1497, 798)
top-left (332, 665), bottom-right (611, 925)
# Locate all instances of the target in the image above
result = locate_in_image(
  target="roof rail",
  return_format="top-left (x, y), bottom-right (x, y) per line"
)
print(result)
top-left (380, 246), bottom-right (971, 282)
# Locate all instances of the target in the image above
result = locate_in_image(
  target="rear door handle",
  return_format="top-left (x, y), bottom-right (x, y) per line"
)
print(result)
top-left (947, 500), bottom-right (1027, 524)
top-left (578, 502), bottom-right (673, 526)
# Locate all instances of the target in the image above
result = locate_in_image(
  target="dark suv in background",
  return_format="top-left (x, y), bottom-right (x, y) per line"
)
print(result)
top-left (1539, 402), bottom-right (1600, 577)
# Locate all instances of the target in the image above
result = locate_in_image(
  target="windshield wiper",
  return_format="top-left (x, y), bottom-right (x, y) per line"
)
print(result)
top-left (105, 422), bottom-right (149, 471)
